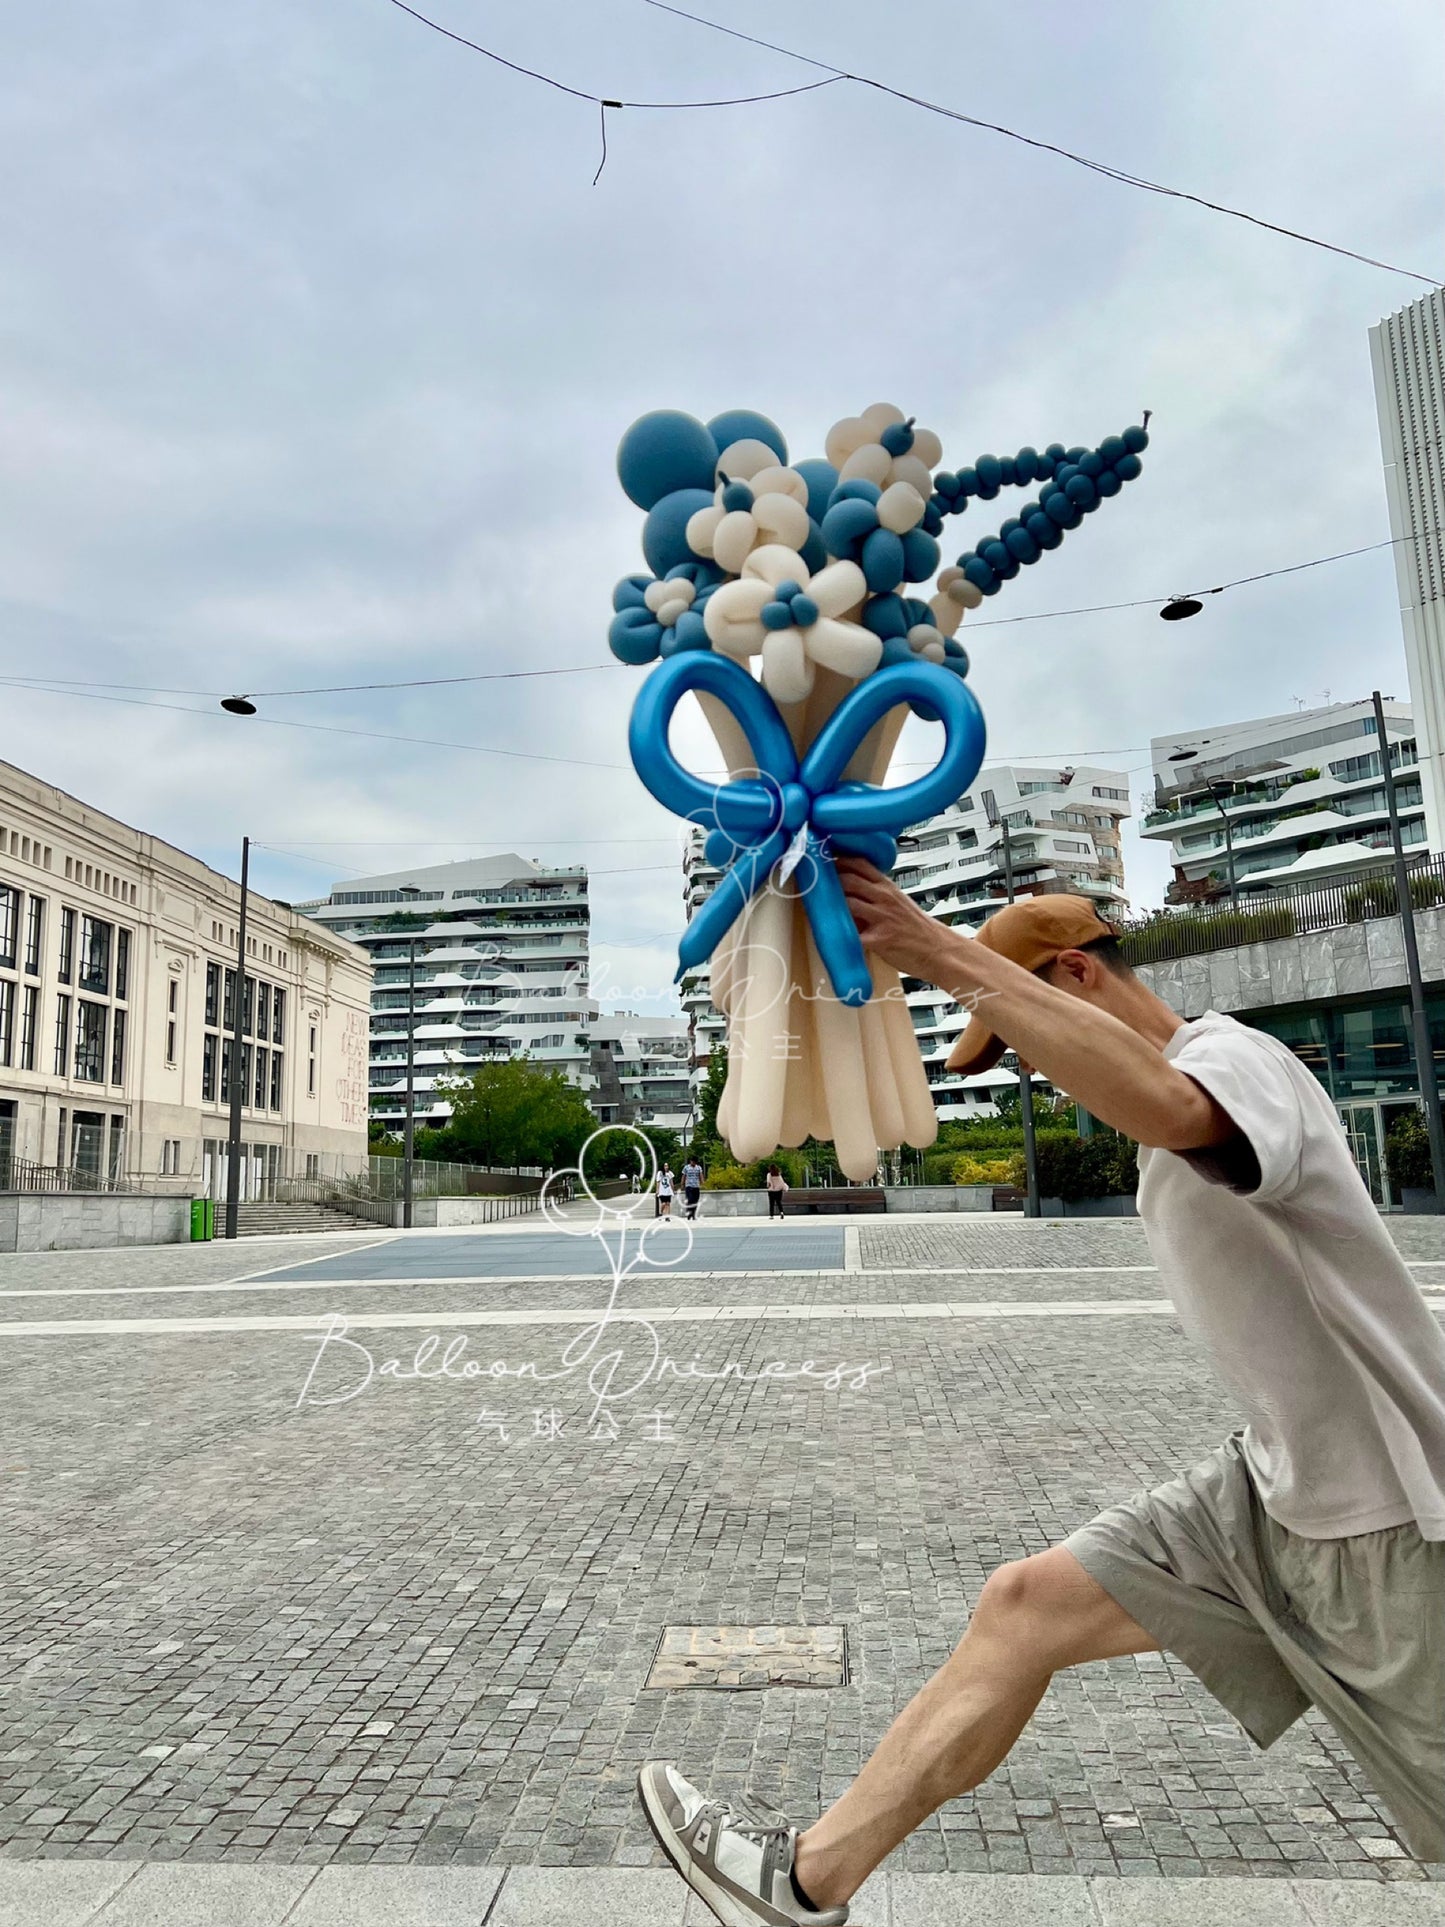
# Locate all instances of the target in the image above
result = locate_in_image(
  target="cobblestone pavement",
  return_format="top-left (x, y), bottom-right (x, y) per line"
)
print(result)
top-left (0, 1218), bottom-right (1441, 1889)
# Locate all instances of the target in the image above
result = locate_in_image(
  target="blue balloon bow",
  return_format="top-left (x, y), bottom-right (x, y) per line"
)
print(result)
top-left (628, 653), bottom-right (987, 1007)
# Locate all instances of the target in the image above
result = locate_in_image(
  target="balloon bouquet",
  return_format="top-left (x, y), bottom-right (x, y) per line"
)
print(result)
top-left (610, 404), bottom-right (1149, 1181)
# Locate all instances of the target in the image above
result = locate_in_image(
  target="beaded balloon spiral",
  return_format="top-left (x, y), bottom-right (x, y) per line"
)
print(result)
top-left (610, 403), bottom-right (1149, 1180)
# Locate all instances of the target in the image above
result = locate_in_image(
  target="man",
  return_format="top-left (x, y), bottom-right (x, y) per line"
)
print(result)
top-left (640, 879), bottom-right (1445, 1926)
top-left (682, 1152), bottom-right (705, 1222)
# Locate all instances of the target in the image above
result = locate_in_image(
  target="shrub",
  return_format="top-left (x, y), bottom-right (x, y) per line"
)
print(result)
top-left (1385, 1108), bottom-right (1434, 1191)
top-left (1119, 902), bottom-right (1296, 964)
top-left (1342, 873), bottom-right (1445, 923)
top-left (1025, 1130), bottom-right (1139, 1202)
top-left (952, 1154), bottom-right (1016, 1186)
top-left (703, 1161), bottom-right (753, 1189)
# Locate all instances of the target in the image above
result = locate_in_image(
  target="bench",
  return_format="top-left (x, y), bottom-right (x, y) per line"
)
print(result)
top-left (783, 1186), bottom-right (887, 1215)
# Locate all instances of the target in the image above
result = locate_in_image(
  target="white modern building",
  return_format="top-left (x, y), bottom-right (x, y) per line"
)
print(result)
top-left (680, 827), bottom-right (726, 1109)
top-left (589, 1012), bottom-right (693, 1133)
top-left (1372, 289), bottom-right (1445, 850)
top-left (297, 855), bottom-right (593, 1133)
top-left (1142, 700), bottom-right (1421, 901)
top-left (298, 856), bottom-right (696, 1137)
top-left (892, 762), bottom-right (1132, 1117)
top-left (0, 759), bottom-right (372, 1193)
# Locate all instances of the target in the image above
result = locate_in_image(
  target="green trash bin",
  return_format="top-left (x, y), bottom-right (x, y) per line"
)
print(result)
top-left (190, 1198), bottom-right (214, 1242)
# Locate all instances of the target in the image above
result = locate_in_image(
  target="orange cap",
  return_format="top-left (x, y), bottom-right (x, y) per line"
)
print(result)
top-left (944, 894), bottom-right (1118, 1076)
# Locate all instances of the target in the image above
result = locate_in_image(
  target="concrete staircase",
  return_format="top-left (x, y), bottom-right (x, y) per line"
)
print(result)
top-left (232, 1202), bottom-right (376, 1237)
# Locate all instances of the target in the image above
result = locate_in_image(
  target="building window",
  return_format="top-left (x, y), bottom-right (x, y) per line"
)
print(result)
top-left (0, 886), bottom-right (16, 971)
top-left (58, 906), bottom-right (75, 983)
top-left (0, 979), bottom-right (12, 1066)
top-left (242, 974), bottom-right (255, 1038)
top-left (108, 1115), bottom-right (125, 1182)
top-left (54, 994), bottom-right (71, 1075)
top-left (257, 982), bottom-right (270, 1043)
top-left (202, 1032), bottom-right (216, 1102)
top-left (166, 978), bottom-right (178, 1065)
top-left (23, 895), bottom-right (43, 974)
top-left (111, 1008), bottom-right (126, 1086)
top-left (78, 916), bottom-right (112, 994)
top-left (115, 928), bottom-right (130, 1002)
top-left (205, 961), bottom-right (220, 1028)
top-left (220, 1037), bottom-right (233, 1105)
top-left (270, 1051), bottom-right (283, 1111)
top-left (253, 1045), bottom-right (268, 1110)
top-left (305, 1153), bottom-right (319, 1179)
top-left (272, 987), bottom-right (285, 1046)
top-left (308, 1025), bottom-right (317, 1095)
top-left (19, 985), bottom-right (38, 1071)
top-left (240, 1042), bottom-right (252, 1106)
top-left (160, 1139), bottom-right (181, 1175)
top-left (75, 1000), bottom-right (107, 1082)
top-left (223, 967), bottom-right (236, 1032)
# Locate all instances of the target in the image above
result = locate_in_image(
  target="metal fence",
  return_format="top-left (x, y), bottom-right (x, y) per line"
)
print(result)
top-left (0, 1155), bottom-right (135, 1196)
top-left (1117, 853), bottom-right (1445, 967)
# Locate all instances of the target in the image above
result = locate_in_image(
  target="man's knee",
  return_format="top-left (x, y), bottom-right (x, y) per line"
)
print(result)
top-left (965, 1548), bottom-right (1156, 1673)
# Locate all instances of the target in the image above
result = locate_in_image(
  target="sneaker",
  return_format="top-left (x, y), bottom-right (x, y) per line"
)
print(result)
top-left (638, 1762), bottom-right (848, 1926)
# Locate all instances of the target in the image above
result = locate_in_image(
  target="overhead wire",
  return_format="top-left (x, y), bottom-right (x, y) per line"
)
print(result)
top-left (383, 0), bottom-right (1439, 284)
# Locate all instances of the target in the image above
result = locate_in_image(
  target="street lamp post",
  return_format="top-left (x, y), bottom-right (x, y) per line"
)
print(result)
top-left (399, 887), bottom-right (421, 1231)
top-left (1372, 689), bottom-right (1445, 1209)
top-left (223, 837), bottom-right (250, 1241)
top-left (1206, 781), bottom-right (1239, 905)
top-left (995, 811), bottom-right (1041, 1219)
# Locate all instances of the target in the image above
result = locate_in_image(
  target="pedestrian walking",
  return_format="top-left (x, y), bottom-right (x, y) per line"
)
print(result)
top-left (640, 877), bottom-right (1445, 1924)
top-left (764, 1163), bottom-right (788, 1220)
top-left (655, 1164), bottom-right (675, 1220)
top-left (682, 1154), bottom-right (704, 1221)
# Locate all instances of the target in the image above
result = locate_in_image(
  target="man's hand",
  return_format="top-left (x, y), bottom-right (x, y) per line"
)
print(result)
top-left (837, 856), bottom-right (964, 985)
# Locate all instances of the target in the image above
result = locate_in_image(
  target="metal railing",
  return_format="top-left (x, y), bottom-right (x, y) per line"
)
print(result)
top-left (1118, 853), bottom-right (1445, 967)
top-left (1, 1155), bottom-right (135, 1195)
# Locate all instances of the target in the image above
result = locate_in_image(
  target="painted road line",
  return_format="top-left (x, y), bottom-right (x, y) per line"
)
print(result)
top-left (3, 1296), bottom-right (1442, 1338)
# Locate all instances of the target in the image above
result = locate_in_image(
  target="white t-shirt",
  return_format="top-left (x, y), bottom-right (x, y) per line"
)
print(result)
top-left (1138, 1011), bottom-right (1445, 1542)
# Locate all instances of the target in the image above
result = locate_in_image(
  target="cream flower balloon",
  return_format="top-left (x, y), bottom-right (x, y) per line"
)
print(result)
top-left (686, 467), bottom-right (812, 575)
top-left (825, 405), bottom-right (944, 502)
top-left (702, 545), bottom-right (877, 705)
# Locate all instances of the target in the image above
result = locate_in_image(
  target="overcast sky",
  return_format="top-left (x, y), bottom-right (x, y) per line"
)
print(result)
top-left (2, 0), bottom-right (1440, 1014)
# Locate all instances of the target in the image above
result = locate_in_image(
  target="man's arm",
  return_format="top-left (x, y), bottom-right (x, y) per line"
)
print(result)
top-left (839, 862), bottom-right (1235, 1152)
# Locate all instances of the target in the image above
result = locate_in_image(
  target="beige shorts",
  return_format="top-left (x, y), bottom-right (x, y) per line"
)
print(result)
top-left (1065, 1432), bottom-right (1445, 1861)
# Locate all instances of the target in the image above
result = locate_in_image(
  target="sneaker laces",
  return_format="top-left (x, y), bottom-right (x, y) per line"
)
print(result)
top-left (715, 1787), bottom-right (794, 1845)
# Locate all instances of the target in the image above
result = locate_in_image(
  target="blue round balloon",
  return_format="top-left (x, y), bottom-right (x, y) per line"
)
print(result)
top-left (613, 572), bottom-right (652, 612)
top-left (1034, 453), bottom-right (1056, 481)
top-left (1079, 450), bottom-right (1105, 478)
top-left (1066, 445), bottom-right (1088, 464)
top-left (955, 466), bottom-right (979, 496)
top-left (862, 593), bottom-right (910, 639)
top-left (831, 478), bottom-right (882, 506)
top-left (935, 470), bottom-right (959, 499)
top-left (706, 410), bottom-right (788, 465)
top-left (1094, 467), bottom-right (1122, 498)
top-left (998, 516), bottom-right (1023, 541)
top-left (1005, 525), bottom-right (1041, 564)
top-left (962, 554), bottom-right (996, 594)
top-left (901, 528), bottom-right (941, 582)
top-left (794, 457), bottom-right (840, 523)
top-left (1114, 452), bottom-right (1143, 482)
top-left (609, 606), bottom-right (662, 664)
top-left (642, 487), bottom-right (715, 575)
top-left (1122, 425), bottom-right (1150, 454)
top-left (761, 601), bottom-right (794, 631)
top-left (880, 421), bottom-right (915, 456)
top-left (1027, 511), bottom-right (1063, 550)
top-left (862, 527), bottom-right (906, 592)
top-left (720, 481), bottom-right (755, 512)
top-left (618, 412), bottom-right (718, 511)
top-left (1065, 473), bottom-right (1097, 507)
top-left (922, 503), bottom-right (944, 537)
top-left (1098, 435), bottom-right (1126, 465)
top-left (1043, 493), bottom-right (1075, 528)
top-left (975, 455), bottom-right (1002, 493)
top-left (821, 497), bottom-right (879, 558)
top-left (878, 634), bottom-right (914, 668)
top-left (1015, 447), bottom-right (1039, 484)
top-left (800, 525), bottom-right (828, 575)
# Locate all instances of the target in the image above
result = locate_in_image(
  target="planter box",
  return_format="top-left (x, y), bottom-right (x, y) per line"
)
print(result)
top-left (1401, 1186), bottom-right (1442, 1216)
top-left (1036, 1194), bottom-right (1138, 1219)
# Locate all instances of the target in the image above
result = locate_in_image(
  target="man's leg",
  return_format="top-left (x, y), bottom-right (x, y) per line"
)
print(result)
top-left (793, 1546), bottom-right (1159, 1909)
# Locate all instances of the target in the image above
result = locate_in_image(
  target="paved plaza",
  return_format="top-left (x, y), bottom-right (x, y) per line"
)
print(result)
top-left (0, 1213), bottom-right (1442, 1923)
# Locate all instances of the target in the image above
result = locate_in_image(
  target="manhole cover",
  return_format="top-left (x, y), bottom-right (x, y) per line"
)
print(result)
top-left (645, 1626), bottom-right (848, 1691)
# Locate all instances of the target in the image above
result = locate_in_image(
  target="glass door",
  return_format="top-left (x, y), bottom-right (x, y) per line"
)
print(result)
top-left (1340, 1103), bottom-right (1389, 1209)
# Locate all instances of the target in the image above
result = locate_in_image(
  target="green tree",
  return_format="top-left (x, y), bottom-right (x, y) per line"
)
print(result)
top-left (691, 1042), bottom-right (728, 1164)
top-left (436, 1057), bottom-right (597, 1170)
